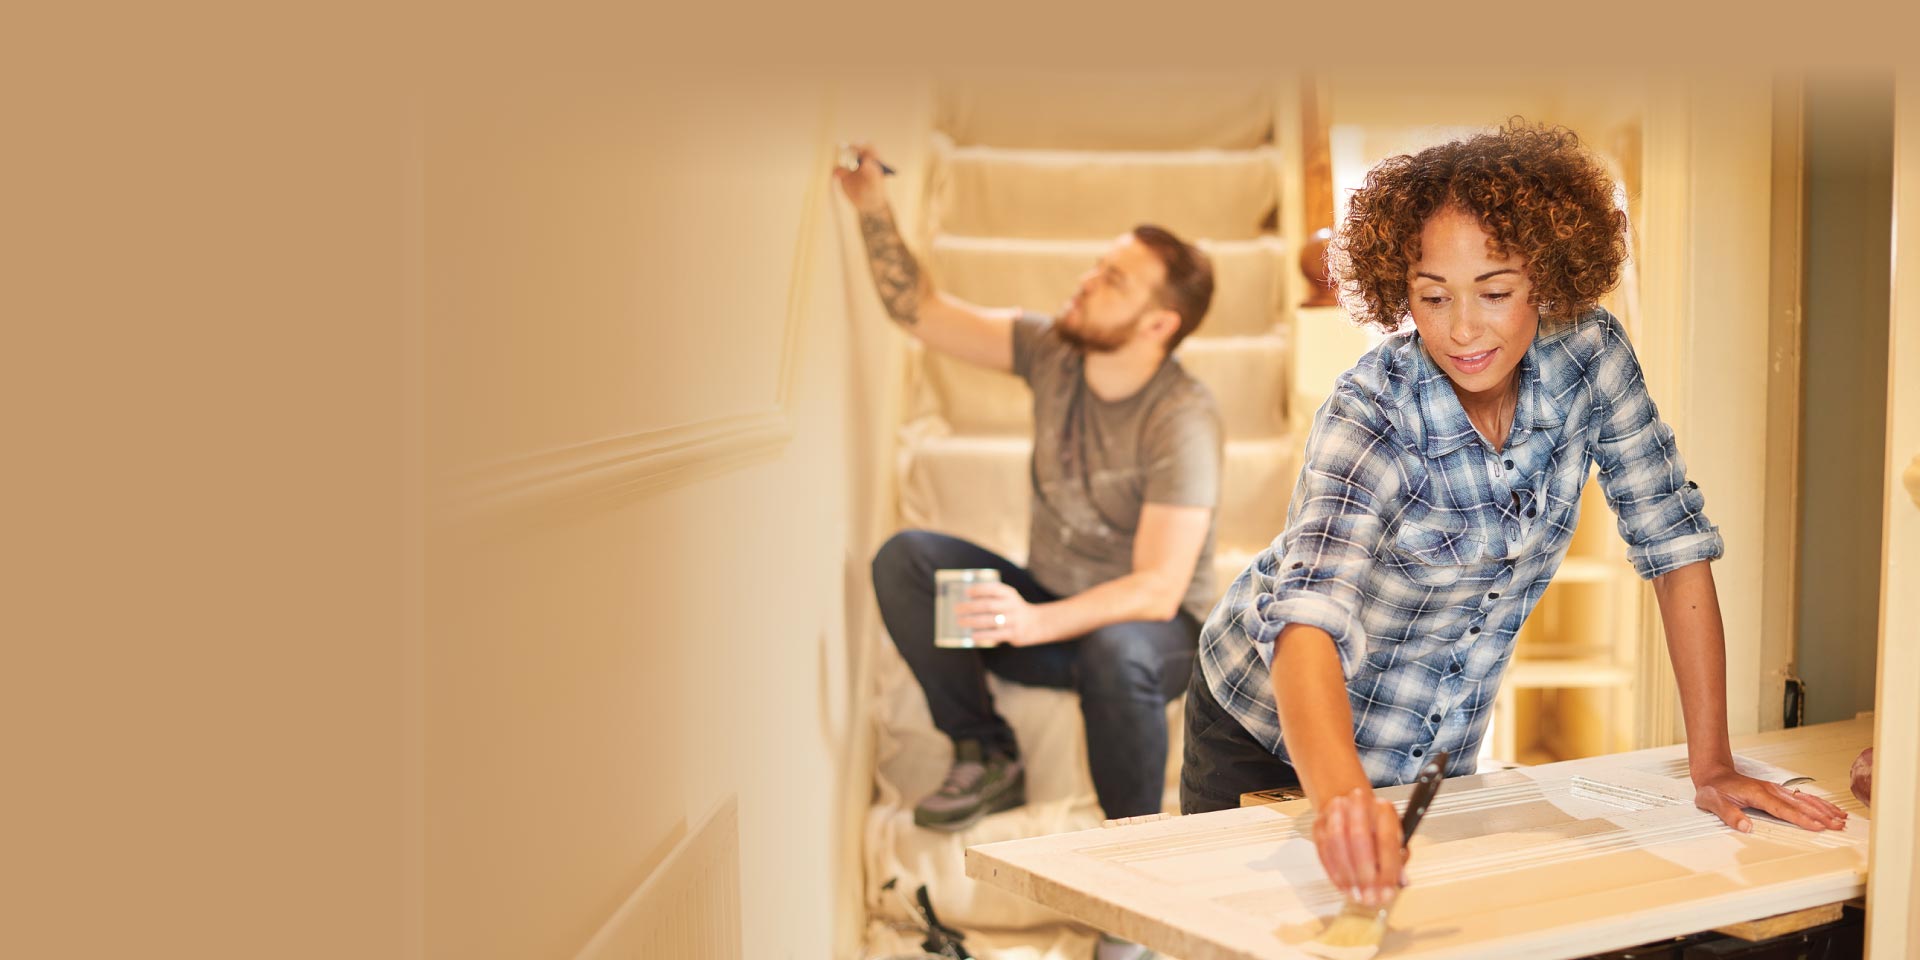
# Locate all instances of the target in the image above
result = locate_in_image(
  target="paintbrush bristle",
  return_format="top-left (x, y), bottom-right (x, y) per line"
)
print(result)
top-left (1297, 901), bottom-right (1388, 960)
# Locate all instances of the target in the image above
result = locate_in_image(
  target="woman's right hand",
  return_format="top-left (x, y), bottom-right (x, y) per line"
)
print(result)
top-left (1311, 786), bottom-right (1408, 908)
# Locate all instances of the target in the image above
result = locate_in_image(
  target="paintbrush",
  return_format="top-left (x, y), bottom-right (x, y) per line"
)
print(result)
top-left (1300, 750), bottom-right (1449, 960)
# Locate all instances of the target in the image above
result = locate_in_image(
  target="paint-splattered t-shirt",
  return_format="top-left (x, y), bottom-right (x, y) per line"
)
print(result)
top-left (1013, 313), bottom-right (1224, 621)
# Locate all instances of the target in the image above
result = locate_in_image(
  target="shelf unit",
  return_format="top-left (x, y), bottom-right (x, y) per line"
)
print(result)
top-left (1483, 471), bottom-right (1644, 767)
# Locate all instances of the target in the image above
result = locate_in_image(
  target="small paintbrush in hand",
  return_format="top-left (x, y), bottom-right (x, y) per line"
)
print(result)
top-left (1300, 751), bottom-right (1448, 960)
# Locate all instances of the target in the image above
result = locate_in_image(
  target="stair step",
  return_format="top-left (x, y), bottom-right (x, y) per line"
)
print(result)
top-left (1184, 335), bottom-right (1291, 437)
top-left (1291, 304), bottom-right (1390, 424)
top-left (1218, 437), bottom-right (1303, 558)
top-left (929, 134), bottom-right (1280, 241)
top-left (931, 235), bottom-right (1284, 340)
top-left (908, 334), bottom-right (1289, 439)
top-left (916, 533), bottom-right (1267, 614)
top-left (897, 434), bottom-right (1034, 562)
top-left (936, 73), bottom-right (1275, 151)
top-left (868, 661), bottom-right (1186, 931)
top-left (1211, 547), bottom-right (1265, 607)
top-left (897, 435), bottom-right (1300, 560)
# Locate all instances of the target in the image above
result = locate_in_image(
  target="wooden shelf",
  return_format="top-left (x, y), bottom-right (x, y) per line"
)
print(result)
top-left (1505, 659), bottom-right (1634, 689)
top-left (1553, 556), bottom-right (1618, 583)
top-left (1514, 643), bottom-right (1614, 660)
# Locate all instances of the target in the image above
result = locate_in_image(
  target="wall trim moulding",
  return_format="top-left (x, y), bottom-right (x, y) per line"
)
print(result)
top-left (1632, 83), bottom-right (1690, 750)
top-left (437, 409), bottom-right (796, 528)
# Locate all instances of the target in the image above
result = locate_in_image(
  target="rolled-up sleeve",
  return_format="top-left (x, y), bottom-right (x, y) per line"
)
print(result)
top-left (1251, 397), bottom-right (1401, 676)
top-left (1589, 318), bottom-right (1725, 579)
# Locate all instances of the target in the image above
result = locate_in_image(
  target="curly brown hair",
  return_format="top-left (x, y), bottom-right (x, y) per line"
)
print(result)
top-left (1329, 119), bottom-right (1629, 333)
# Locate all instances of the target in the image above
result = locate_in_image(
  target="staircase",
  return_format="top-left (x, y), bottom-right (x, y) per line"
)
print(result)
top-left (864, 78), bottom-right (1309, 956)
top-left (860, 84), bottom-right (1664, 957)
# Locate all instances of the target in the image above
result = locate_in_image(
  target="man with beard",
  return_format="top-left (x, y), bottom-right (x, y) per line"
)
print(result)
top-left (837, 144), bottom-right (1225, 840)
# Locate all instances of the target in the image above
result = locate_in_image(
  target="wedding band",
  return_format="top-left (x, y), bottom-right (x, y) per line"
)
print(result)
top-left (993, 614), bottom-right (1007, 626)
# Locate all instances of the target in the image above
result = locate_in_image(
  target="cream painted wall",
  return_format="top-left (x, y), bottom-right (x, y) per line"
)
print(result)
top-left (9, 41), bottom-right (412, 959)
top-left (424, 79), bottom-right (823, 470)
top-left (1633, 77), bottom-right (1787, 743)
top-left (1797, 75), bottom-right (1894, 725)
top-left (1672, 79), bottom-right (1778, 738)
top-left (422, 73), bottom-right (928, 960)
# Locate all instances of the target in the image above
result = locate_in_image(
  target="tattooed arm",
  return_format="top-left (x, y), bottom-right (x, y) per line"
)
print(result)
top-left (855, 205), bottom-right (929, 326)
top-left (834, 143), bottom-right (1015, 372)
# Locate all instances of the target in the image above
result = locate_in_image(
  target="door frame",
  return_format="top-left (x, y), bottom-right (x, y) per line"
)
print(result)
top-left (1866, 66), bottom-right (1920, 960)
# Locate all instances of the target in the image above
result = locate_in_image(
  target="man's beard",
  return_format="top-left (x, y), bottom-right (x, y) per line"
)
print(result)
top-left (1055, 306), bottom-right (1147, 354)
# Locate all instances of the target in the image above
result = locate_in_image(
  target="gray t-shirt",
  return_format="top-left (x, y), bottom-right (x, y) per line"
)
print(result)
top-left (1012, 314), bottom-right (1224, 621)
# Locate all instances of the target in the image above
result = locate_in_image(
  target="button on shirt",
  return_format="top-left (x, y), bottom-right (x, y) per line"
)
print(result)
top-left (1198, 308), bottom-right (1723, 787)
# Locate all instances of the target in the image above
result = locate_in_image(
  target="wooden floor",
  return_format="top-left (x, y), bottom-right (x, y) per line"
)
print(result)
top-left (966, 718), bottom-right (1872, 960)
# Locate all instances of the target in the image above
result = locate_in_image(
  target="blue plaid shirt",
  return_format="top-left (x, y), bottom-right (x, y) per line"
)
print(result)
top-left (1199, 308), bottom-right (1723, 787)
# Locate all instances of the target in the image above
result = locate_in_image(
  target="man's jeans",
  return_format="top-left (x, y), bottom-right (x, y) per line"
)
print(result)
top-left (873, 530), bottom-right (1198, 820)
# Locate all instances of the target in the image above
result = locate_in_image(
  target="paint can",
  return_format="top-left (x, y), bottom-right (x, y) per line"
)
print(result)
top-left (934, 568), bottom-right (1001, 648)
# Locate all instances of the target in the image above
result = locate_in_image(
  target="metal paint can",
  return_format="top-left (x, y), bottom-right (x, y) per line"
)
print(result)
top-left (934, 568), bottom-right (1001, 648)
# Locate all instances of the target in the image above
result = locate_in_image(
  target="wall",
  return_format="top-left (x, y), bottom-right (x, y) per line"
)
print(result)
top-left (7, 61), bottom-right (911, 958)
top-left (1796, 74), bottom-right (1894, 725)
top-left (421, 69), bottom-right (922, 959)
top-left (1626, 76), bottom-right (1790, 743)
top-left (4, 25), bottom-right (413, 956)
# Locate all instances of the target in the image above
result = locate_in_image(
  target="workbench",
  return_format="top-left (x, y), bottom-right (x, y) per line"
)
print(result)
top-left (966, 718), bottom-right (1871, 960)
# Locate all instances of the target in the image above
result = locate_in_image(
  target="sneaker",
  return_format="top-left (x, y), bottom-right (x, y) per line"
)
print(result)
top-left (913, 740), bottom-right (1025, 832)
top-left (1098, 933), bottom-right (1152, 956)
top-left (1093, 933), bottom-right (1157, 960)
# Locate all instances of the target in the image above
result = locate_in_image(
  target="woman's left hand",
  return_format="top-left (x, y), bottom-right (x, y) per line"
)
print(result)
top-left (1692, 764), bottom-right (1850, 833)
top-left (954, 582), bottom-right (1050, 647)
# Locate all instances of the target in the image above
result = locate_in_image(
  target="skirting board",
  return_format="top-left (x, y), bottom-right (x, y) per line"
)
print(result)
top-left (575, 797), bottom-right (741, 960)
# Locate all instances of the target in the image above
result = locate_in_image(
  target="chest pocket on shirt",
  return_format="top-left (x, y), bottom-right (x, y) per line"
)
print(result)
top-left (1539, 439), bottom-right (1589, 522)
top-left (1383, 518), bottom-right (1486, 587)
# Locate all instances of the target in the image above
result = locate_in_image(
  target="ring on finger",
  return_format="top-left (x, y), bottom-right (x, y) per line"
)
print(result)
top-left (993, 613), bottom-right (1007, 626)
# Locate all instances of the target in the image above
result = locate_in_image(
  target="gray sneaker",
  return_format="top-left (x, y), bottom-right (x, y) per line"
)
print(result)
top-left (1093, 933), bottom-right (1157, 960)
top-left (913, 740), bottom-right (1025, 832)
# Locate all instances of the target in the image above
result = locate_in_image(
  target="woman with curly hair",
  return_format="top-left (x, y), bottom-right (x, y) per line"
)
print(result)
top-left (1178, 121), bottom-right (1850, 907)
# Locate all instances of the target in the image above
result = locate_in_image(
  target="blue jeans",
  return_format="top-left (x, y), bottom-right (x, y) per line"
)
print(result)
top-left (872, 530), bottom-right (1199, 820)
